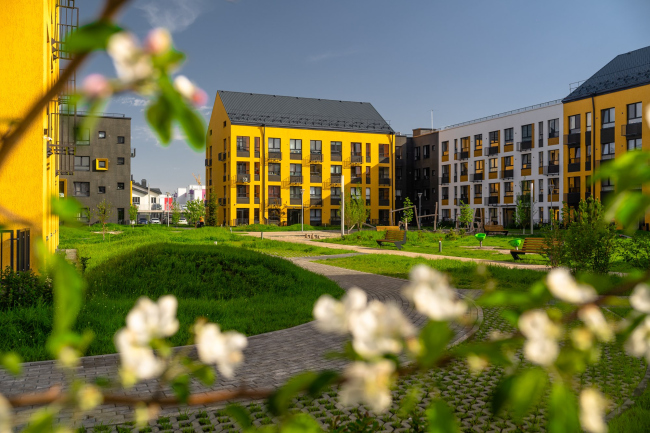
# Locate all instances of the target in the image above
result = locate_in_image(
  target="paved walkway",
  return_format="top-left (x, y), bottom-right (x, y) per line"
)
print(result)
top-left (1, 258), bottom-right (481, 430)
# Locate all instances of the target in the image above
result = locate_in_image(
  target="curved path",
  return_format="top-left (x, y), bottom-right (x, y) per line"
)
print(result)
top-left (1, 256), bottom-right (480, 430)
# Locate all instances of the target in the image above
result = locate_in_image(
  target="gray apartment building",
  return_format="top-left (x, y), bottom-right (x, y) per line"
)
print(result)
top-left (60, 113), bottom-right (133, 224)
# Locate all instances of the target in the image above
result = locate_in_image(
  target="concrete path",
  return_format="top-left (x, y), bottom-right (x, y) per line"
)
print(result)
top-left (1, 257), bottom-right (481, 430)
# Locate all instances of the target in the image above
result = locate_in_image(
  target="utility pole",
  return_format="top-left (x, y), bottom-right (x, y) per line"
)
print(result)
top-left (300, 188), bottom-right (305, 232)
top-left (418, 193), bottom-right (422, 228)
top-left (531, 181), bottom-right (534, 235)
top-left (341, 174), bottom-right (345, 237)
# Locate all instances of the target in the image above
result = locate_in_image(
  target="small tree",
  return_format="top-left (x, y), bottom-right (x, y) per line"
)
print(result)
top-left (171, 201), bottom-right (181, 225)
top-left (206, 193), bottom-right (218, 226)
top-left (128, 204), bottom-right (138, 228)
top-left (184, 198), bottom-right (205, 226)
top-left (402, 197), bottom-right (414, 229)
top-left (91, 198), bottom-right (113, 241)
top-left (458, 201), bottom-right (473, 229)
top-left (344, 188), bottom-right (368, 234)
top-left (514, 193), bottom-right (531, 232)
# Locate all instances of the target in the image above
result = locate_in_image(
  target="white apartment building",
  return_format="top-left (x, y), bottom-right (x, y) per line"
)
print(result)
top-left (174, 184), bottom-right (206, 207)
top-left (132, 178), bottom-right (168, 220)
top-left (438, 100), bottom-right (564, 227)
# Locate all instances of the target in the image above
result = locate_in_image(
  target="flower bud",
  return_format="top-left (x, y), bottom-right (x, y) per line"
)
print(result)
top-left (82, 74), bottom-right (112, 99)
top-left (145, 28), bottom-right (172, 55)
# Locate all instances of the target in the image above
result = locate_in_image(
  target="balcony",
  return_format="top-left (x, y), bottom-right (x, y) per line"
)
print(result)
top-left (330, 218), bottom-right (341, 225)
top-left (351, 176), bottom-right (362, 184)
top-left (600, 127), bottom-right (615, 143)
top-left (310, 197), bottom-right (323, 207)
top-left (330, 175), bottom-right (342, 184)
top-left (268, 173), bottom-right (281, 182)
top-left (331, 152), bottom-right (342, 162)
top-left (487, 196), bottom-right (499, 205)
top-left (237, 148), bottom-right (250, 158)
top-left (622, 122), bottom-right (642, 137)
top-left (539, 193), bottom-right (544, 202)
top-left (268, 197), bottom-right (282, 207)
top-left (459, 196), bottom-right (469, 205)
top-left (236, 173), bottom-right (251, 183)
top-left (500, 169), bottom-right (514, 179)
top-left (235, 218), bottom-right (249, 226)
top-left (565, 190), bottom-right (581, 205)
top-left (456, 150), bottom-right (470, 160)
top-left (484, 146), bottom-right (499, 156)
top-left (310, 175), bottom-right (322, 183)
top-left (366, 176), bottom-right (371, 184)
top-left (471, 173), bottom-right (484, 182)
top-left (517, 139), bottom-right (533, 151)
top-left (268, 151), bottom-right (282, 160)
top-left (310, 153), bottom-right (323, 162)
top-left (568, 158), bottom-right (581, 173)
top-left (255, 174), bottom-right (260, 181)
top-left (440, 176), bottom-right (450, 185)
top-left (290, 151), bottom-right (302, 160)
top-left (378, 198), bottom-right (390, 206)
top-left (543, 164), bottom-right (560, 175)
top-left (236, 195), bottom-right (250, 204)
top-left (379, 154), bottom-right (390, 164)
top-left (290, 197), bottom-right (302, 206)
top-left (350, 153), bottom-right (363, 164)
top-left (564, 132), bottom-right (581, 146)
top-left (289, 175), bottom-right (302, 184)
top-left (330, 197), bottom-right (341, 206)
top-left (254, 196), bottom-right (260, 204)
top-left (205, 158), bottom-right (212, 167)
top-left (379, 178), bottom-right (391, 186)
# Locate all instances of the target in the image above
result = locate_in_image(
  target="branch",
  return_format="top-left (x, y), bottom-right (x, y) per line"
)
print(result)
top-left (0, 0), bottom-right (131, 169)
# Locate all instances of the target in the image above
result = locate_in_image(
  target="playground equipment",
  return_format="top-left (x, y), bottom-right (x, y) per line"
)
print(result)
top-left (475, 233), bottom-right (486, 248)
top-left (509, 238), bottom-right (523, 250)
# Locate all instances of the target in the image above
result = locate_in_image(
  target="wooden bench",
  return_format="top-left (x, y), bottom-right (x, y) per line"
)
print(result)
top-left (377, 226), bottom-right (400, 231)
top-left (484, 224), bottom-right (509, 236)
top-left (377, 230), bottom-right (407, 250)
top-left (511, 237), bottom-right (553, 260)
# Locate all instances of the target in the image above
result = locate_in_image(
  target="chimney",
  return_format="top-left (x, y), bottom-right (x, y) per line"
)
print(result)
top-left (141, 179), bottom-right (147, 187)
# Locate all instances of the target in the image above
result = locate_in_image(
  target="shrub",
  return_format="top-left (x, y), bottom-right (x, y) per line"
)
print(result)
top-left (617, 234), bottom-right (650, 270)
top-left (0, 267), bottom-right (53, 311)
top-left (444, 230), bottom-right (459, 241)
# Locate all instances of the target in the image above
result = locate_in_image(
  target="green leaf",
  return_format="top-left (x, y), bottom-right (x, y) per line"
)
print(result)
top-left (548, 383), bottom-right (580, 433)
top-left (268, 372), bottom-right (318, 415)
top-left (146, 95), bottom-right (173, 144)
top-left (177, 104), bottom-right (206, 151)
top-left (226, 404), bottom-right (252, 429)
top-left (64, 21), bottom-right (123, 53)
top-left (51, 196), bottom-right (82, 224)
top-left (491, 375), bottom-right (515, 416)
top-left (509, 368), bottom-right (547, 421)
top-left (191, 364), bottom-right (215, 386)
top-left (0, 352), bottom-right (22, 375)
top-left (152, 48), bottom-right (186, 69)
top-left (51, 255), bottom-right (85, 334)
top-left (307, 370), bottom-right (339, 397)
top-left (171, 374), bottom-right (190, 404)
top-left (21, 408), bottom-right (56, 433)
top-left (426, 400), bottom-right (460, 433)
top-left (418, 321), bottom-right (453, 367)
top-left (398, 387), bottom-right (422, 418)
top-left (281, 413), bottom-right (323, 433)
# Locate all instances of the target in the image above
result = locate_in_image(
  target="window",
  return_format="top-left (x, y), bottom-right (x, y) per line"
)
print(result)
top-left (366, 143), bottom-right (370, 159)
top-left (237, 136), bottom-right (250, 151)
top-left (117, 182), bottom-right (125, 190)
top-left (310, 209), bottom-right (321, 221)
top-left (414, 169), bottom-right (420, 181)
top-left (521, 124), bottom-right (532, 140)
top-left (117, 136), bottom-right (125, 144)
top-left (475, 159), bottom-right (484, 173)
top-left (254, 137), bottom-right (260, 153)
top-left (504, 156), bottom-right (513, 168)
top-left (489, 131), bottom-right (499, 146)
top-left (98, 131), bottom-right (106, 139)
top-left (75, 128), bottom-right (90, 145)
top-left (521, 180), bottom-right (531, 195)
top-left (331, 187), bottom-right (341, 198)
top-left (549, 149), bottom-right (559, 165)
top-left (538, 121), bottom-right (543, 143)
top-left (310, 140), bottom-right (322, 153)
top-left (396, 189), bottom-right (401, 198)
top-left (331, 165), bottom-right (342, 174)
top-left (331, 141), bottom-right (342, 154)
top-left (586, 112), bottom-right (592, 132)
top-left (98, 186), bottom-right (106, 194)
top-left (132, 197), bottom-right (140, 204)
top-left (396, 146), bottom-right (402, 160)
top-left (475, 134), bottom-right (483, 149)
top-left (474, 184), bottom-right (482, 197)
top-left (117, 157), bottom-right (125, 165)
top-left (504, 182), bottom-right (514, 196)
top-left (290, 186), bottom-right (301, 198)
top-left (628, 102), bottom-right (642, 123)
top-left (602, 143), bottom-right (615, 159)
top-left (489, 158), bottom-right (498, 172)
top-left (397, 167), bottom-right (402, 180)
top-left (223, 120), bottom-right (227, 127)
top-left (268, 185), bottom-right (281, 197)
top-left (423, 145), bottom-right (430, 158)
top-left (310, 187), bottom-right (322, 198)
top-left (268, 163), bottom-right (280, 175)
top-left (290, 164), bottom-right (302, 175)
top-left (442, 187), bottom-right (449, 200)
top-left (351, 142), bottom-right (362, 155)
top-left (441, 141), bottom-right (449, 155)
top-left (150, 197), bottom-right (156, 204)
top-left (504, 128), bottom-right (514, 144)
top-left (569, 114), bottom-right (581, 133)
top-left (601, 177), bottom-right (615, 190)
top-left (351, 187), bottom-right (361, 197)
top-left (423, 167), bottom-right (430, 179)
top-left (521, 154), bottom-right (531, 169)
top-left (310, 164), bottom-right (321, 175)
top-left (97, 159), bottom-right (107, 169)
top-left (460, 163), bottom-right (468, 176)
top-left (74, 182), bottom-right (90, 196)
top-left (414, 147), bottom-right (420, 160)
top-left (290, 139), bottom-right (302, 154)
top-left (539, 151), bottom-right (544, 167)
top-left (602, 108), bottom-right (615, 128)
top-left (548, 119), bottom-right (559, 138)
top-left (268, 138), bottom-right (281, 150)
top-left (628, 138), bottom-right (642, 150)
top-left (74, 156), bottom-right (90, 171)
top-left (365, 188), bottom-right (371, 200)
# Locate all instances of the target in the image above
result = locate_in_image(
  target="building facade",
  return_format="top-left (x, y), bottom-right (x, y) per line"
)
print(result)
top-left (132, 178), bottom-right (166, 221)
top-left (175, 184), bottom-right (206, 208)
top-left (437, 101), bottom-right (564, 227)
top-left (562, 46), bottom-right (650, 229)
top-left (61, 113), bottom-right (133, 224)
top-left (206, 91), bottom-right (395, 227)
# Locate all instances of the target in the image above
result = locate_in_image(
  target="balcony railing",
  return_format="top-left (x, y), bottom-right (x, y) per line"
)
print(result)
top-left (366, 176), bottom-right (371, 184)
top-left (487, 196), bottom-right (499, 205)
top-left (268, 197), bottom-right (282, 206)
top-left (289, 175), bottom-right (302, 184)
top-left (484, 146), bottom-right (499, 156)
top-left (622, 122), bottom-right (642, 137)
top-left (290, 151), bottom-right (302, 160)
top-left (351, 176), bottom-right (362, 184)
top-left (378, 199), bottom-right (390, 206)
top-left (205, 158), bottom-right (212, 167)
top-left (601, 127), bottom-right (615, 143)
top-left (290, 197), bottom-right (302, 205)
top-left (440, 176), bottom-right (450, 185)
top-left (236, 173), bottom-right (251, 183)
top-left (310, 197), bottom-right (323, 206)
top-left (565, 191), bottom-right (581, 204)
top-left (379, 178), bottom-right (391, 186)
top-left (379, 155), bottom-right (390, 164)
top-left (235, 218), bottom-right (249, 226)
top-left (471, 173), bottom-right (484, 182)
top-left (330, 197), bottom-right (341, 206)
top-left (500, 169), bottom-right (514, 179)
top-left (237, 148), bottom-right (250, 157)
top-left (236, 195), bottom-right (250, 204)
top-left (218, 198), bottom-right (226, 206)
top-left (548, 131), bottom-right (560, 139)
top-left (330, 175), bottom-right (341, 184)
top-left (268, 173), bottom-right (281, 182)
top-left (310, 153), bottom-right (323, 162)
top-left (268, 151), bottom-right (282, 160)
top-left (350, 153), bottom-right (363, 163)
top-left (517, 140), bottom-right (533, 151)
top-left (568, 158), bottom-right (581, 172)
top-left (564, 132), bottom-right (581, 145)
top-left (331, 152), bottom-right (342, 161)
top-left (539, 193), bottom-right (544, 202)
top-left (310, 175), bottom-right (322, 183)
top-left (330, 218), bottom-right (341, 225)
top-left (543, 164), bottom-right (560, 175)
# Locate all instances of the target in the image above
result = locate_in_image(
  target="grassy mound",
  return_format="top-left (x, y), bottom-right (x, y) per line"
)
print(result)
top-left (1, 243), bottom-right (343, 361)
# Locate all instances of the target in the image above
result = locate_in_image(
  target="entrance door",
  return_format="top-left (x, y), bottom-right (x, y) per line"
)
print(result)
top-left (117, 208), bottom-right (125, 224)
top-left (503, 209), bottom-right (514, 227)
top-left (287, 209), bottom-right (301, 226)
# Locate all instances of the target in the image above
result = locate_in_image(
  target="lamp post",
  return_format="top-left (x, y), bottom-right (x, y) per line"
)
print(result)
top-left (300, 188), bottom-right (305, 232)
top-left (166, 192), bottom-right (170, 227)
top-left (418, 193), bottom-right (422, 228)
top-left (530, 181), bottom-right (534, 235)
top-left (548, 183), bottom-right (554, 226)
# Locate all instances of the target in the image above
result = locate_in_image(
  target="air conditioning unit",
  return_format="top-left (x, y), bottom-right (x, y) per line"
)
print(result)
top-left (242, 176), bottom-right (249, 182)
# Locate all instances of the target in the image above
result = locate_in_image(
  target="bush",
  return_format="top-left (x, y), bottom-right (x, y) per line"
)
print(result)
top-left (444, 230), bottom-right (460, 241)
top-left (617, 234), bottom-right (650, 270)
top-left (0, 267), bottom-right (53, 311)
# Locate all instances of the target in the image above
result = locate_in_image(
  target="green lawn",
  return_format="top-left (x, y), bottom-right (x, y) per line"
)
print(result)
top-left (231, 223), bottom-right (341, 232)
top-left (2, 226), bottom-right (346, 361)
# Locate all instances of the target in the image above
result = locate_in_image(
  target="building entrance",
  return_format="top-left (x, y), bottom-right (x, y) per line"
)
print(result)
top-left (287, 209), bottom-right (302, 226)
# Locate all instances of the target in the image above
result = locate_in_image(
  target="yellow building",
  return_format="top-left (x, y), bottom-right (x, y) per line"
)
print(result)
top-left (206, 91), bottom-right (395, 227)
top-left (562, 46), bottom-right (650, 230)
top-left (0, 0), bottom-right (77, 270)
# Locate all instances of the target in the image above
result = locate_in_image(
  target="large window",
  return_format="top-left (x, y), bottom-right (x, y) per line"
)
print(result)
top-left (268, 138), bottom-right (280, 150)
top-left (489, 131), bottom-right (499, 146)
top-left (602, 108), bottom-right (615, 128)
top-left (414, 147), bottom-right (420, 160)
top-left (489, 158), bottom-right (498, 172)
top-left (504, 128), bottom-right (514, 144)
top-left (74, 182), bottom-right (90, 196)
top-left (475, 159), bottom-right (484, 173)
top-left (628, 138), bottom-right (642, 151)
top-left (331, 165), bottom-right (342, 174)
top-left (74, 156), bottom-right (90, 171)
top-left (290, 139), bottom-right (302, 154)
top-left (310, 186), bottom-right (322, 198)
top-left (423, 145), bottom-right (430, 158)
top-left (331, 187), bottom-right (341, 198)
top-left (601, 142), bottom-right (615, 159)
top-left (289, 164), bottom-right (301, 175)
top-left (504, 156), bottom-right (513, 168)
top-left (628, 102), bottom-right (642, 123)
top-left (441, 141), bottom-right (449, 155)
top-left (548, 119), bottom-right (559, 138)
top-left (504, 182), bottom-right (514, 197)
top-left (290, 186), bottom-right (301, 199)
top-left (310, 140), bottom-right (322, 153)
top-left (310, 209), bottom-right (321, 222)
top-left (475, 134), bottom-right (483, 150)
top-left (331, 141), bottom-right (342, 154)
top-left (268, 163), bottom-right (280, 175)
top-left (521, 124), bottom-right (532, 140)
top-left (569, 114), bottom-right (581, 133)
top-left (460, 137), bottom-right (470, 151)
top-left (549, 149), bottom-right (559, 165)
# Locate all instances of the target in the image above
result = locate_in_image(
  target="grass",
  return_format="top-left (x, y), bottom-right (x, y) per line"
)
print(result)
top-left (230, 223), bottom-right (341, 232)
top-left (2, 226), bottom-right (346, 361)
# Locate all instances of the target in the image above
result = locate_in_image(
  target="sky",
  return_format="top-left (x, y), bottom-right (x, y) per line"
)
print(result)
top-left (77, 0), bottom-right (650, 194)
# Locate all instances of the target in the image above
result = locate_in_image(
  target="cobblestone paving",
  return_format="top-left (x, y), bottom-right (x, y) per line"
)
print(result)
top-left (1, 258), bottom-right (479, 432)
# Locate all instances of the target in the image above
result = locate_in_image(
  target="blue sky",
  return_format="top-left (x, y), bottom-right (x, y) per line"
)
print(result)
top-left (78, 0), bottom-right (650, 194)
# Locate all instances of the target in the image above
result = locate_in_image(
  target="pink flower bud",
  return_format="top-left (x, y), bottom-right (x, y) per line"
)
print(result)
top-left (173, 75), bottom-right (195, 100)
top-left (82, 74), bottom-right (112, 99)
top-left (145, 28), bottom-right (172, 55)
top-left (191, 87), bottom-right (208, 107)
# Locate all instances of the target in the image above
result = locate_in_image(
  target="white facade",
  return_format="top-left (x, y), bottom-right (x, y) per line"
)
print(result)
top-left (132, 180), bottom-right (167, 218)
top-left (174, 184), bottom-right (206, 207)
top-left (438, 100), bottom-right (564, 227)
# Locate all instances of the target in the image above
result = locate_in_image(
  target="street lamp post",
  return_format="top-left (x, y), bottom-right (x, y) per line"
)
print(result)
top-left (300, 188), bottom-right (305, 232)
top-left (418, 193), bottom-right (422, 228)
top-left (548, 183), bottom-right (554, 226)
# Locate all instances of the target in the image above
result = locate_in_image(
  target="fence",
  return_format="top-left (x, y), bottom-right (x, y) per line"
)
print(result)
top-left (0, 229), bottom-right (31, 272)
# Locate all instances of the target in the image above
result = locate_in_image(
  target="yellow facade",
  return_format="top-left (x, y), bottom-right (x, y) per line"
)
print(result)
top-left (562, 84), bottom-right (650, 227)
top-left (206, 94), bottom-right (395, 226)
top-left (0, 0), bottom-right (61, 269)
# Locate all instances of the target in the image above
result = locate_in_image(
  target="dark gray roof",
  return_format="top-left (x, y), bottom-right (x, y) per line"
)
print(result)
top-left (563, 46), bottom-right (650, 103)
top-left (218, 91), bottom-right (393, 134)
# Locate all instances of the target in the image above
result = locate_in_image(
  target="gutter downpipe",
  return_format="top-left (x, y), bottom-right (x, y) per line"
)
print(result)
top-left (261, 124), bottom-right (266, 224)
top-left (591, 94), bottom-right (597, 201)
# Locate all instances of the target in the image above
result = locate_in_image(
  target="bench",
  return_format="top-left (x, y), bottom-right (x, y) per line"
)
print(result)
top-left (377, 230), bottom-right (407, 250)
top-left (484, 224), bottom-right (509, 236)
top-left (510, 237), bottom-right (555, 260)
top-left (377, 226), bottom-right (400, 232)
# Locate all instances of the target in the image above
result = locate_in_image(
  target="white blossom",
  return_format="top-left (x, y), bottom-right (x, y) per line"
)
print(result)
top-left (580, 388), bottom-right (608, 433)
top-left (173, 75), bottom-right (208, 106)
top-left (194, 322), bottom-right (247, 378)
top-left (349, 301), bottom-right (415, 358)
top-left (107, 32), bottom-right (153, 84)
top-left (579, 305), bottom-right (613, 342)
top-left (403, 265), bottom-right (467, 321)
top-left (339, 361), bottom-right (395, 413)
top-left (144, 28), bottom-right (172, 55)
top-left (547, 268), bottom-right (598, 304)
top-left (625, 315), bottom-right (650, 362)
top-left (630, 283), bottom-right (650, 314)
top-left (519, 310), bottom-right (561, 366)
top-left (126, 295), bottom-right (179, 345)
top-left (0, 394), bottom-right (11, 433)
top-left (77, 385), bottom-right (103, 411)
top-left (313, 288), bottom-right (367, 334)
top-left (114, 328), bottom-right (165, 382)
